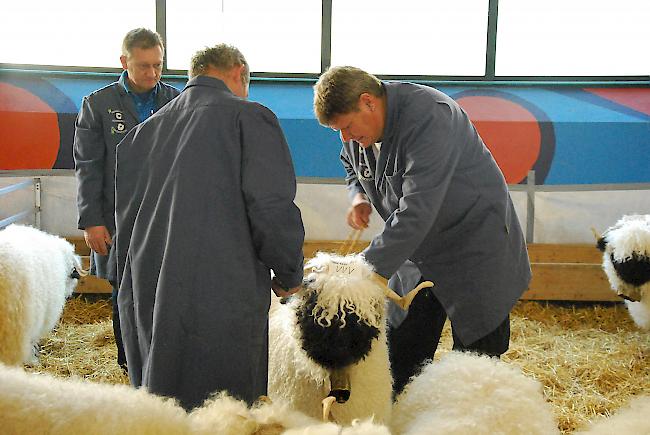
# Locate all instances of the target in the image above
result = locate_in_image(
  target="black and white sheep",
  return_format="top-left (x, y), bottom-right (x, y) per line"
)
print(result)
top-left (268, 252), bottom-right (431, 426)
top-left (595, 214), bottom-right (650, 329)
top-left (0, 225), bottom-right (82, 365)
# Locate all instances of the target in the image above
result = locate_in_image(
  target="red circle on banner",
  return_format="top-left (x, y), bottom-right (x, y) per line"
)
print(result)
top-left (457, 96), bottom-right (541, 184)
top-left (0, 82), bottom-right (60, 169)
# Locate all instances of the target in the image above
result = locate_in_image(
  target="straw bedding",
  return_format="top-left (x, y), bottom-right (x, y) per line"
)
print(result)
top-left (26, 297), bottom-right (649, 433)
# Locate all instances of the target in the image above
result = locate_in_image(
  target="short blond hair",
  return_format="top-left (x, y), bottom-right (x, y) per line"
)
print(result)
top-left (189, 44), bottom-right (249, 84)
top-left (313, 66), bottom-right (384, 126)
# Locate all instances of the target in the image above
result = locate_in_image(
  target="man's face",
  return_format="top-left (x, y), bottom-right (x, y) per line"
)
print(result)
top-left (120, 46), bottom-right (163, 93)
top-left (329, 93), bottom-right (384, 148)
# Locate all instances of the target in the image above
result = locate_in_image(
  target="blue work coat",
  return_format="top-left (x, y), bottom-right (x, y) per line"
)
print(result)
top-left (114, 76), bottom-right (305, 410)
top-left (341, 82), bottom-right (531, 344)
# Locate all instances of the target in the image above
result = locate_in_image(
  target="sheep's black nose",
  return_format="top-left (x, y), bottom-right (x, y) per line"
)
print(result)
top-left (70, 268), bottom-right (81, 280)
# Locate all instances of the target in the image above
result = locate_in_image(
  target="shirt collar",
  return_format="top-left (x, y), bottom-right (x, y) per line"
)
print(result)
top-left (120, 70), bottom-right (159, 99)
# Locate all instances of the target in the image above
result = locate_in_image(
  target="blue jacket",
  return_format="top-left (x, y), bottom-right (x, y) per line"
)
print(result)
top-left (114, 76), bottom-right (304, 409)
top-left (73, 74), bottom-right (179, 280)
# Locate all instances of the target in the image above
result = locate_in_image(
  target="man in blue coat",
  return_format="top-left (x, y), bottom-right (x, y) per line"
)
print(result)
top-left (74, 28), bottom-right (179, 371)
top-left (314, 66), bottom-right (531, 395)
top-left (114, 44), bottom-right (305, 410)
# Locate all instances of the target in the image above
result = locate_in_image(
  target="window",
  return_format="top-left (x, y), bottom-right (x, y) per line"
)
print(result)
top-left (166, 0), bottom-right (322, 73)
top-left (330, 0), bottom-right (490, 76)
top-left (1, 0), bottom-right (155, 68)
top-left (496, 0), bottom-right (650, 76)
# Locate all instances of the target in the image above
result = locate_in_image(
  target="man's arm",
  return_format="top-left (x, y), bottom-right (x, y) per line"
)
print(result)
top-left (363, 101), bottom-right (461, 278)
top-left (239, 104), bottom-right (305, 289)
top-left (340, 147), bottom-right (372, 229)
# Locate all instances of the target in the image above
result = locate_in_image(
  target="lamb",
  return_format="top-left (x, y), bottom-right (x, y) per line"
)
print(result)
top-left (391, 351), bottom-right (560, 435)
top-left (0, 362), bottom-right (191, 435)
top-left (595, 214), bottom-right (650, 329)
top-left (268, 252), bottom-right (431, 427)
top-left (0, 224), bottom-right (83, 365)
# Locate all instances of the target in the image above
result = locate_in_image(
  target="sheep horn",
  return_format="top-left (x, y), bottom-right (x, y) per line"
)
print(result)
top-left (322, 396), bottom-right (336, 422)
top-left (373, 274), bottom-right (434, 310)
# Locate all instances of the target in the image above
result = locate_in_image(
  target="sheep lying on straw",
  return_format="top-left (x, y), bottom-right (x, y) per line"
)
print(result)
top-left (0, 224), bottom-right (82, 365)
top-left (596, 214), bottom-right (650, 329)
top-left (0, 362), bottom-right (190, 435)
top-left (391, 351), bottom-right (560, 435)
top-left (576, 395), bottom-right (650, 435)
top-left (268, 252), bottom-right (431, 426)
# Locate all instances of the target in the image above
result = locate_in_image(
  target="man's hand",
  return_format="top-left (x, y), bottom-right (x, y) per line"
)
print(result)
top-left (347, 202), bottom-right (372, 230)
top-left (84, 225), bottom-right (111, 256)
top-left (271, 277), bottom-right (302, 298)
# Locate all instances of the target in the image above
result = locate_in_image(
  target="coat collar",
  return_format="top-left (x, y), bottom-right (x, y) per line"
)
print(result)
top-left (184, 75), bottom-right (233, 94)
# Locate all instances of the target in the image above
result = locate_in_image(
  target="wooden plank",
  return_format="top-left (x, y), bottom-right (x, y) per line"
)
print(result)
top-left (523, 263), bottom-right (618, 301)
top-left (75, 275), bottom-right (112, 294)
top-left (70, 239), bottom-right (618, 300)
top-left (527, 243), bottom-right (602, 264)
top-left (303, 240), bottom-right (370, 259)
top-left (66, 236), bottom-right (90, 256)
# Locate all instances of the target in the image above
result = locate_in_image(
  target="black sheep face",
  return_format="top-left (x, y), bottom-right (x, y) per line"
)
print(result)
top-left (295, 288), bottom-right (381, 370)
top-left (609, 252), bottom-right (650, 287)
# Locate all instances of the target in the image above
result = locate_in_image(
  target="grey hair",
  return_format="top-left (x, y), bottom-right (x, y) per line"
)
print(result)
top-left (121, 28), bottom-right (164, 58)
top-left (189, 44), bottom-right (250, 83)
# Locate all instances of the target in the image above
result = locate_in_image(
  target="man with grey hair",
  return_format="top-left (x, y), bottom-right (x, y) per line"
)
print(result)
top-left (114, 43), bottom-right (305, 410)
top-left (74, 28), bottom-right (179, 373)
top-left (314, 66), bottom-right (531, 396)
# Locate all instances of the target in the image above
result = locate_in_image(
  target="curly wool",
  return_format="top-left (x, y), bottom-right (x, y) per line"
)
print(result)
top-left (304, 253), bottom-right (385, 329)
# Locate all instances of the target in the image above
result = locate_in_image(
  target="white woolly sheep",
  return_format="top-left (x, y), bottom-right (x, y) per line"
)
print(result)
top-left (391, 351), bottom-right (560, 435)
top-left (0, 224), bottom-right (82, 365)
top-left (0, 362), bottom-right (191, 435)
top-left (575, 395), bottom-right (650, 435)
top-left (0, 362), bottom-right (390, 435)
top-left (268, 252), bottom-right (431, 427)
top-left (596, 214), bottom-right (650, 329)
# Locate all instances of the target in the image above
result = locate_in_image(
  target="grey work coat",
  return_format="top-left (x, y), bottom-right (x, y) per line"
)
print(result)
top-left (114, 76), bottom-right (305, 410)
top-left (73, 74), bottom-right (179, 282)
top-left (341, 82), bottom-right (531, 344)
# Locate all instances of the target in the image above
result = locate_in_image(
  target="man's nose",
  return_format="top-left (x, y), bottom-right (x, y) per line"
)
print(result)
top-left (340, 130), bottom-right (351, 143)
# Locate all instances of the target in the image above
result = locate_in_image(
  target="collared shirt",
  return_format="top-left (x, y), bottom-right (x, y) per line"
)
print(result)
top-left (120, 70), bottom-right (159, 123)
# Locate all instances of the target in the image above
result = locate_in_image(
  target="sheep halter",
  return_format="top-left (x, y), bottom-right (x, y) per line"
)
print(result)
top-left (339, 229), bottom-right (364, 256)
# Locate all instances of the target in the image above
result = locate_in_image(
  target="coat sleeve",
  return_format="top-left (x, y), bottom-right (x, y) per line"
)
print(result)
top-left (363, 101), bottom-right (462, 278)
top-left (73, 95), bottom-right (106, 229)
top-left (239, 104), bottom-right (305, 288)
top-left (340, 145), bottom-right (367, 203)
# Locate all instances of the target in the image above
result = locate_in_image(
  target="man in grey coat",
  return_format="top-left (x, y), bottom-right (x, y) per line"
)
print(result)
top-left (314, 66), bottom-right (531, 395)
top-left (114, 44), bottom-right (305, 410)
top-left (73, 28), bottom-right (179, 371)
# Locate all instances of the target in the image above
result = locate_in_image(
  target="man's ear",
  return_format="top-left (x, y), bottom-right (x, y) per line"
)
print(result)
top-left (359, 93), bottom-right (374, 110)
top-left (120, 55), bottom-right (128, 70)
